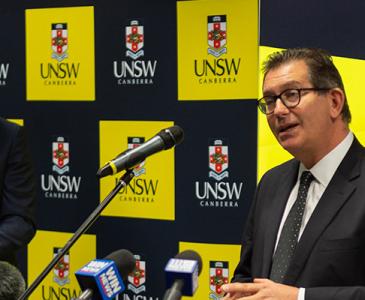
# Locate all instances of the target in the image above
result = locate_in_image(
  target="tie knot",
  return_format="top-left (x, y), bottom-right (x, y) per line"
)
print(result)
top-left (300, 171), bottom-right (314, 186)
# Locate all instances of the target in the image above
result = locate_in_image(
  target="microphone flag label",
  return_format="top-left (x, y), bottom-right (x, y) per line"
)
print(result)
top-left (76, 259), bottom-right (125, 300)
top-left (165, 258), bottom-right (199, 296)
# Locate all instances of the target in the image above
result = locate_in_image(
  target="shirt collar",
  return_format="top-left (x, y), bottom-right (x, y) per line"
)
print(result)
top-left (298, 131), bottom-right (354, 188)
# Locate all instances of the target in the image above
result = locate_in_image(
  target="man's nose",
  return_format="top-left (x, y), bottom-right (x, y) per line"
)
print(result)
top-left (273, 98), bottom-right (290, 115)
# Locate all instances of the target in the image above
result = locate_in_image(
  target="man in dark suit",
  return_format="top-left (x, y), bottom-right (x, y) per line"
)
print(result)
top-left (0, 118), bottom-right (36, 265)
top-left (222, 48), bottom-right (365, 299)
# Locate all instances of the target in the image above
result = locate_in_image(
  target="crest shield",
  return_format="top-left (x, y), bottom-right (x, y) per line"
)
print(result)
top-left (126, 20), bottom-right (144, 59)
top-left (128, 255), bottom-right (146, 294)
top-left (209, 139), bottom-right (229, 181)
top-left (53, 247), bottom-right (70, 286)
top-left (52, 137), bottom-right (70, 174)
top-left (51, 23), bottom-right (68, 62)
top-left (209, 261), bottom-right (229, 299)
top-left (207, 15), bottom-right (227, 57)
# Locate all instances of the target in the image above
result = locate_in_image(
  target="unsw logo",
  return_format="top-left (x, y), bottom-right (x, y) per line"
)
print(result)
top-left (120, 254), bottom-right (159, 300)
top-left (209, 261), bottom-right (229, 300)
top-left (116, 136), bottom-right (159, 204)
top-left (194, 15), bottom-right (241, 85)
top-left (113, 20), bottom-right (157, 85)
top-left (41, 136), bottom-right (82, 199)
top-left (40, 23), bottom-right (80, 86)
top-left (40, 248), bottom-right (79, 300)
top-left (195, 139), bottom-right (243, 208)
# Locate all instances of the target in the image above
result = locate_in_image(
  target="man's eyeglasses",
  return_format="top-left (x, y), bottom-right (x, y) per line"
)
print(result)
top-left (258, 88), bottom-right (331, 115)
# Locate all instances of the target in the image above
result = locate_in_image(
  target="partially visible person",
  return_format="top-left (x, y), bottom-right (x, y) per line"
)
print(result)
top-left (0, 260), bottom-right (26, 299)
top-left (0, 117), bottom-right (36, 265)
top-left (222, 48), bottom-right (365, 299)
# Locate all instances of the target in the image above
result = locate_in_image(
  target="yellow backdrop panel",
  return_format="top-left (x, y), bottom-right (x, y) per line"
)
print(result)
top-left (99, 120), bottom-right (175, 220)
top-left (27, 230), bottom-right (96, 300)
top-left (177, 0), bottom-right (258, 100)
top-left (25, 6), bottom-right (95, 101)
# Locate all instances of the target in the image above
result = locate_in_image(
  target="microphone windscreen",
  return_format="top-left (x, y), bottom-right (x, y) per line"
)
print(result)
top-left (175, 250), bottom-right (203, 275)
top-left (0, 261), bottom-right (25, 300)
top-left (105, 249), bottom-right (136, 281)
top-left (159, 125), bottom-right (184, 148)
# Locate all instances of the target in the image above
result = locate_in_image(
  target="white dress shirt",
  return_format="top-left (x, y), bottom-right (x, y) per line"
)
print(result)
top-left (273, 131), bottom-right (354, 300)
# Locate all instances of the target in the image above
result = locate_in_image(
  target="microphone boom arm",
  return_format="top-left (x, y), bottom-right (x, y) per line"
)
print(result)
top-left (18, 169), bottom-right (135, 300)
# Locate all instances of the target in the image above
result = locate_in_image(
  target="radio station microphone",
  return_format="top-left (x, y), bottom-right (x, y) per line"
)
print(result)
top-left (163, 250), bottom-right (203, 300)
top-left (97, 125), bottom-right (184, 178)
top-left (75, 249), bottom-right (135, 300)
top-left (0, 261), bottom-right (25, 300)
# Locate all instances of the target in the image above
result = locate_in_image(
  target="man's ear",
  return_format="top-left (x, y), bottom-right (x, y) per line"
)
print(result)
top-left (328, 88), bottom-right (345, 119)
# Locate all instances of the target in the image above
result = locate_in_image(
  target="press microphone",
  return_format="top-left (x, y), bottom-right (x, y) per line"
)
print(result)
top-left (163, 250), bottom-right (203, 300)
top-left (75, 249), bottom-right (135, 300)
top-left (0, 261), bottom-right (25, 300)
top-left (97, 125), bottom-right (184, 178)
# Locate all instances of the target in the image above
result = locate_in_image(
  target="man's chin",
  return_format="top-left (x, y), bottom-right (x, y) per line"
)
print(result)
top-left (278, 138), bottom-right (300, 155)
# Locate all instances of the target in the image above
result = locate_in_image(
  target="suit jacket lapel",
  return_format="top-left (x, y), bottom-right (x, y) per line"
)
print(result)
top-left (261, 160), bottom-right (299, 277)
top-left (284, 138), bottom-right (363, 285)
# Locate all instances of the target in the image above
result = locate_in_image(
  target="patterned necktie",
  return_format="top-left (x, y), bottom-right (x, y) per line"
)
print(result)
top-left (270, 171), bottom-right (314, 283)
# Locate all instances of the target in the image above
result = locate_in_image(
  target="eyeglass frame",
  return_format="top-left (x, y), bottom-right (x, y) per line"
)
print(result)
top-left (257, 88), bottom-right (332, 115)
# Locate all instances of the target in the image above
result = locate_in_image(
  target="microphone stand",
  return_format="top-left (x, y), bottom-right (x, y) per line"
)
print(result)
top-left (18, 169), bottom-right (135, 300)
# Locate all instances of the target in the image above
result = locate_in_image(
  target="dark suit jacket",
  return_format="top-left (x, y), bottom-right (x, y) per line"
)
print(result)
top-left (0, 118), bottom-right (36, 265)
top-left (233, 137), bottom-right (365, 299)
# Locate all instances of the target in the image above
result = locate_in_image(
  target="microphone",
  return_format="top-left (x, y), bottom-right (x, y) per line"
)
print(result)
top-left (97, 125), bottom-right (184, 178)
top-left (163, 250), bottom-right (203, 300)
top-left (0, 261), bottom-right (25, 300)
top-left (75, 249), bottom-right (135, 300)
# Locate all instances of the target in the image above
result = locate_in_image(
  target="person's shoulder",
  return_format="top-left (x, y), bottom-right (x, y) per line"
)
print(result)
top-left (260, 158), bottom-right (298, 182)
top-left (0, 118), bottom-right (22, 143)
top-left (0, 118), bottom-right (21, 133)
top-left (346, 136), bottom-right (365, 166)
